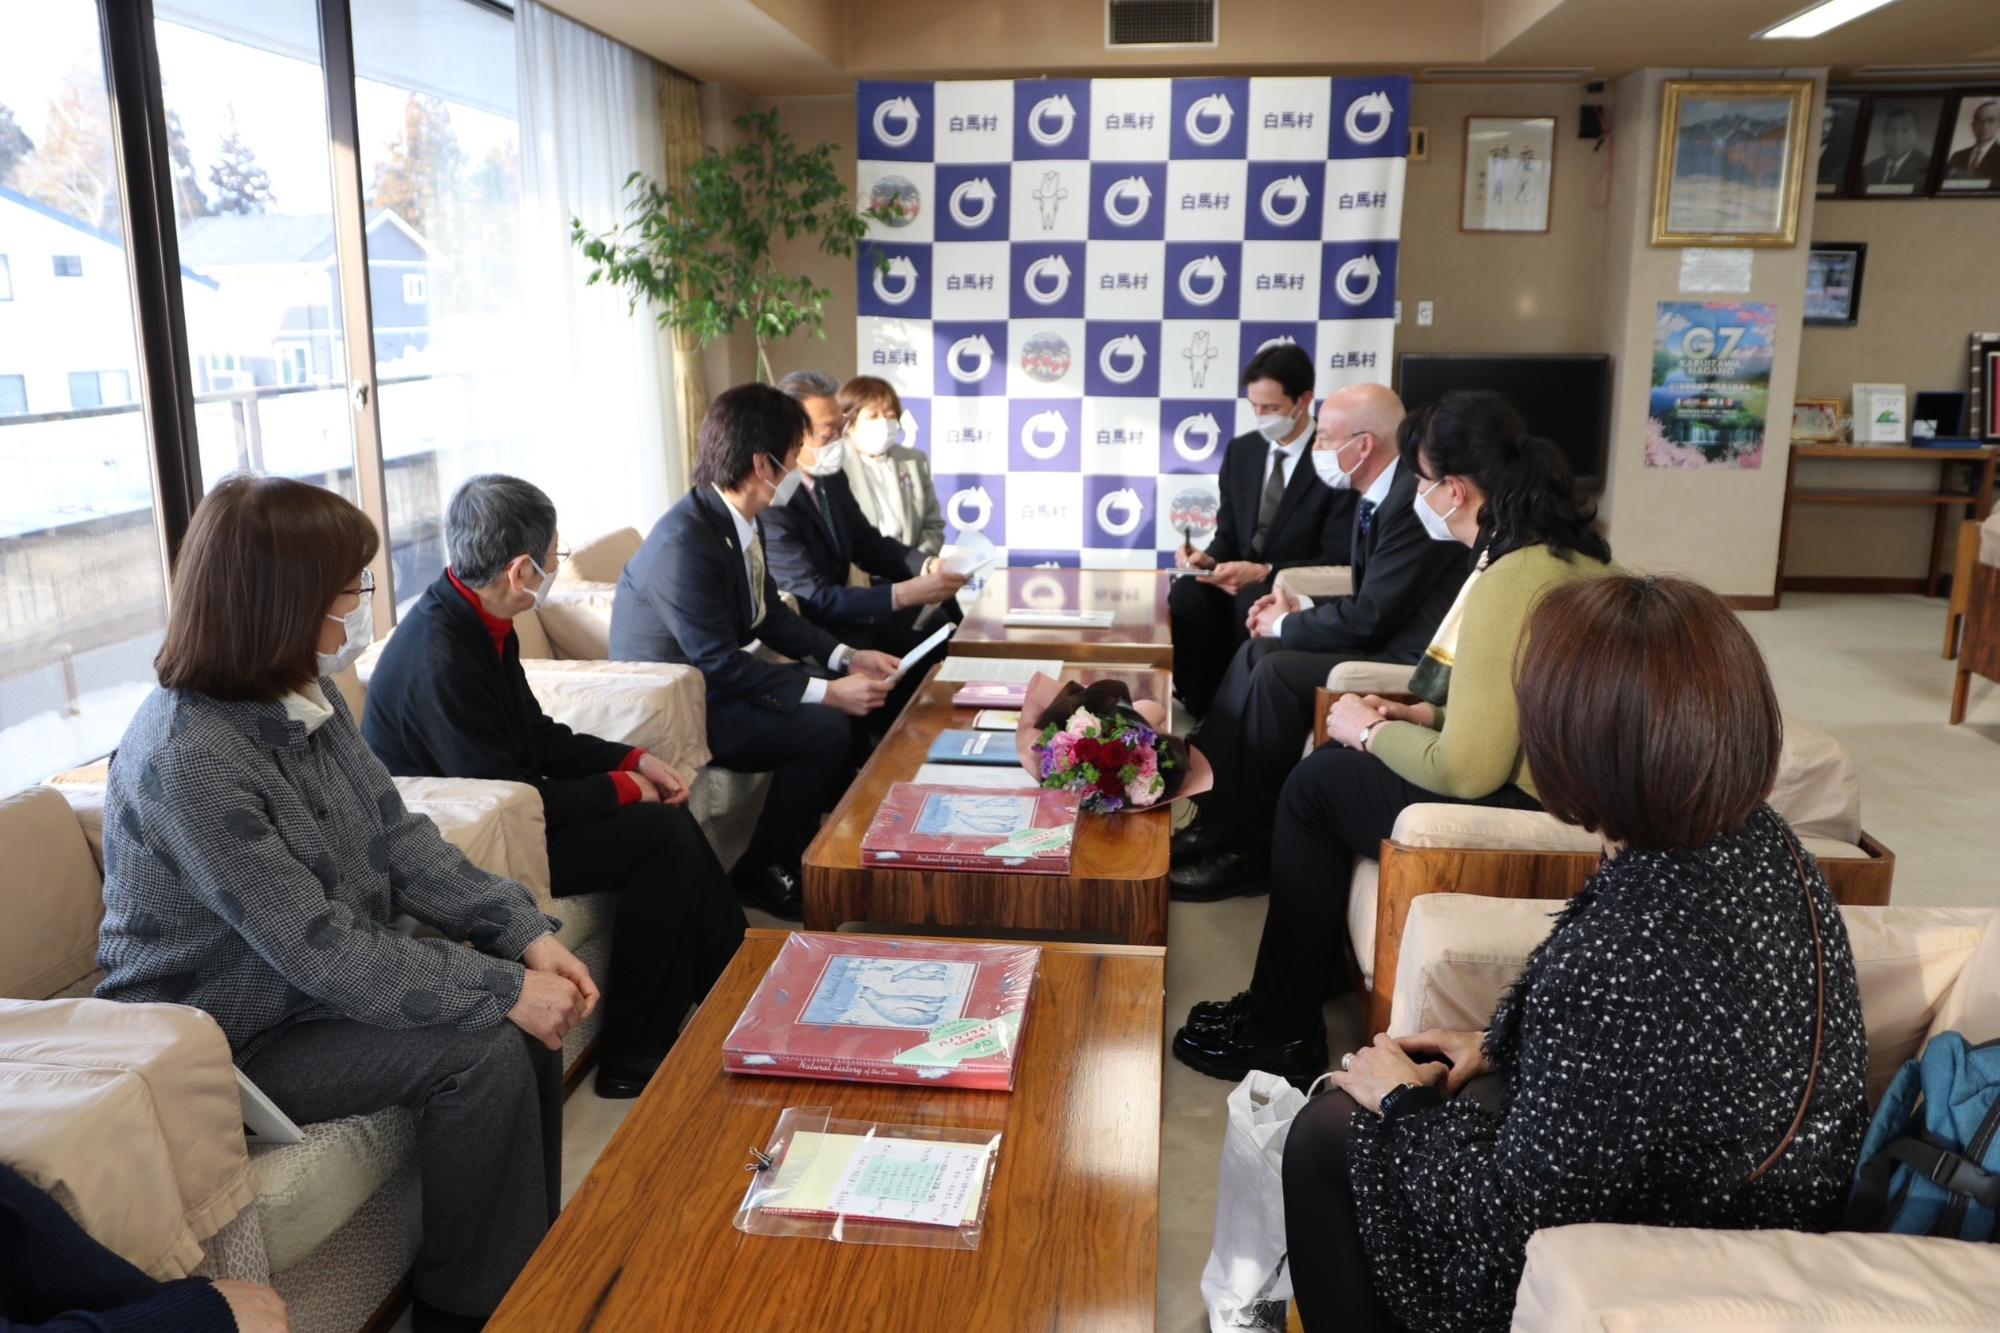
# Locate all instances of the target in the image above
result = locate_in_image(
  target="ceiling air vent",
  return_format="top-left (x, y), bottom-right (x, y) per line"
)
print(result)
top-left (1107, 0), bottom-right (1217, 48)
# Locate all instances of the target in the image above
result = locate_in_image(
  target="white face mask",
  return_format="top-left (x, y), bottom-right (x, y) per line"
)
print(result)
top-left (1254, 402), bottom-right (1305, 445)
top-left (851, 417), bottom-right (902, 457)
top-left (1312, 434), bottom-right (1364, 490)
top-left (802, 436), bottom-right (846, 477)
top-left (526, 556), bottom-right (554, 611)
top-left (1415, 479), bottom-right (1462, 544)
top-left (765, 457), bottom-right (805, 507)
top-left (317, 591), bottom-right (374, 677)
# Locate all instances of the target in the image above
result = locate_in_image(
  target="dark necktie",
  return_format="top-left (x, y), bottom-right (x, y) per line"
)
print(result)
top-left (1357, 497), bottom-right (1377, 544)
top-left (815, 482), bottom-right (842, 551)
top-left (1250, 452), bottom-right (1287, 555)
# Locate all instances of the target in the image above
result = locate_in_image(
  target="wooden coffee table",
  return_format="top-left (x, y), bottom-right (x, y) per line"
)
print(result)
top-left (488, 930), bottom-right (1164, 1332)
top-left (953, 567), bottom-right (1175, 670)
top-left (801, 663), bottom-right (1173, 945)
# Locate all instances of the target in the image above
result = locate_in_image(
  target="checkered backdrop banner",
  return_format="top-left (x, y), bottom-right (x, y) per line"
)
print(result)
top-left (855, 75), bottom-right (1411, 568)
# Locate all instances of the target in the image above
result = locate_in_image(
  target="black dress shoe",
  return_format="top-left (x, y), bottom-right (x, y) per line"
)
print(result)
top-left (1170, 817), bottom-right (1227, 863)
top-left (733, 860), bottom-right (804, 920)
top-left (1185, 990), bottom-right (1252, 1033)
top-left (1171, 1013), bottom-right (1328, 1085)
top-left (1170, 848), bottom-right (1269, 902)
top-left (593, 1057), bottom-right (661, 1100)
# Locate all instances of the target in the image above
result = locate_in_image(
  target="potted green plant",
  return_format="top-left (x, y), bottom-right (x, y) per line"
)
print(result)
top-left (573, 107), bottom-right (881, 384)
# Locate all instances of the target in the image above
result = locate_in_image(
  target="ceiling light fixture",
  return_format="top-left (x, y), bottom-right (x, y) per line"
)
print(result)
top-left (1756, 0), bottom-right (1901, 40)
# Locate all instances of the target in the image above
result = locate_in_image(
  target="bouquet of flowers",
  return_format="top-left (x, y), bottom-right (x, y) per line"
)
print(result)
top-left (1026, 679), bottom-right (1197, 813)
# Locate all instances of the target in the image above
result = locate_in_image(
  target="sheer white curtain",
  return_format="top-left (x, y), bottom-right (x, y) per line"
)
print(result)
top-left (516, 0), bottom-right (680, 544)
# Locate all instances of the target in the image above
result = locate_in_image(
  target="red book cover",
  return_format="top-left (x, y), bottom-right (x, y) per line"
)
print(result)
top-left (952, 681), bottom-right (1028, 708)
top-left (723, 934), bottom-right (1041, 1090)
top-left (860, 783), bottom-right (1078, 876)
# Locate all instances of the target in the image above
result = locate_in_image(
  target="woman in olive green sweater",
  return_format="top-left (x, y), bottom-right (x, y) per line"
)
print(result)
top-left (1175, 391), bottom-right (1615, 1082)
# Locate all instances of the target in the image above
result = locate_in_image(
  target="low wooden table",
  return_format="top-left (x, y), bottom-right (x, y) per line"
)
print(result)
top-left (952, 567), bottom-right (1175, 670)
top-left (1775, 444), bottom-right (1998, 600)
top-left (802, 663), bottom-right (1173, 945)
top-left (488, 930), bottom-right (1164, 1332)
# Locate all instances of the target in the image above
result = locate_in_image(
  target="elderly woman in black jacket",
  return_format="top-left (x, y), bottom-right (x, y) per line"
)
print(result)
top-left (96, 475), bottom-right (597, 1333)
top-left (1282, 574), bottom-right (1869, 1333)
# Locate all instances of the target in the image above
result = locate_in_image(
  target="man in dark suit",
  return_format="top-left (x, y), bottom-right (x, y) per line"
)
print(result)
top-left (610, 385), bottom-right (899, 917)
top-left (1170, 343), bottom-right (1357, 715)
top-left (1863, 107), bottom-right (1931, 189)
top-left (363, 474), bottom-right (745, 1098)
top-left (1944, 100), bottom-right (2000, 187)
top-left (764, 371), bottom-right (966, 724)
top-left (1171, 388), bottom-right (1470, 900)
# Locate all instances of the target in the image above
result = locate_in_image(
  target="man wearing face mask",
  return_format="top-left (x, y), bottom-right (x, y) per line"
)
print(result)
top-left (837, 375), bottom-right (945, 556)
top-left (763, 371), bottom-right (967, 727)
top-left (363, 474), bottom-right (746, 1098)
top-left (1169, 344), bottom-right (1356, 716)
top-left (611, 385), bottom-right (899, 918)
top-left (1172, 392), bottom-right (1470, 900)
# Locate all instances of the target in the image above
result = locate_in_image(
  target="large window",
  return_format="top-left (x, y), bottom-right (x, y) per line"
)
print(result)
top-left (0, 4), bottom-right (172, 794)
top-left (353, 0), bottom-right (529, 608)
top-left (154, 1), bottom-right (361, 500)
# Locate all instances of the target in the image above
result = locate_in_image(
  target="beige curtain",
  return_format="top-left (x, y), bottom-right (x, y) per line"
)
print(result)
top-left (661, 70), bottom-right (708, 482)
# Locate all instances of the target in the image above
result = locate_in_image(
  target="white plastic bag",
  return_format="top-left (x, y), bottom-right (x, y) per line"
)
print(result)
top-left (1200, 1070), bottom-right (1330, 1332)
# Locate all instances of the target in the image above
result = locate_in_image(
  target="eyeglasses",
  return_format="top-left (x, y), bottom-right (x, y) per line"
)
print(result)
top-left (340, 569), bottom-right (376, 598)
top-left (1314, 429), bottom-right (1367, 450)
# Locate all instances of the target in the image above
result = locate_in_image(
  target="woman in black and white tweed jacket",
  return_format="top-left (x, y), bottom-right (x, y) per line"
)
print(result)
top-left (1282, 575), bottom-right (1870, 1333)
top-left (95, 475), bottom-right (600, 1332)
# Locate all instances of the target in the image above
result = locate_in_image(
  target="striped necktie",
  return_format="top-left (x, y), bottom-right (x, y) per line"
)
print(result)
top-left (747, 528), bottom-right (767, 628)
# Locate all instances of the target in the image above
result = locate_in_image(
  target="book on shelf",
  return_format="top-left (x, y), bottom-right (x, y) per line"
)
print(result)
top-left (951, 681), bottom-right (1029, 708)
top-left (925, 729), bottom-right (1020, 766)
top-left (860, 782), bottom-right (1079, 876)
top-left (723, 933), bottom-right (1040, 1090)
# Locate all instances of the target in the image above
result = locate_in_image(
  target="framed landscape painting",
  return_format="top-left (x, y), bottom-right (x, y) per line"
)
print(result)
top-left (1652, 80), bottom-right (1813, 247)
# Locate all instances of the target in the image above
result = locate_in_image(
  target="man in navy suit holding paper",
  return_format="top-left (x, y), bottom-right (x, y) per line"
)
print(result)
top-left (763, 370), bottom-right (966, 725)
top-left (610, 385), bottom-right (900, 918)
top-left (1169, 344), bottom-right (1356, 716)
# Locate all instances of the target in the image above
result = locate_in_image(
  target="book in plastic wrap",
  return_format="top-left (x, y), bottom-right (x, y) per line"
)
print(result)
top-left (859, 782), bottom-right (1078, 875)
top-left (925, 730), bottom-right (1019, 766)
top-left (951, 681), bottom-right (1028, 708)
top-left (723, 934), bottom-right (1041, 1090)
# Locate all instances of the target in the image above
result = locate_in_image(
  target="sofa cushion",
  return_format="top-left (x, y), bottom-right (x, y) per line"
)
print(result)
top-left (1274, 565), bottom-right (1352, 600)
top-left (534, 586), bottom-right (616, 662)
top-left (1324, 660), bottom-right (1417, 697)
top-left (388, 777), bottom-right (551, 902)
top-left (1772, 715), bottom-right (1862, 845)
top-left (250, 1108), bottom-right (415, 1275)
top-left (549, 889), bottom-right (616, 954)
top-left (510, 608), bottom-right (556, 661)
top-left (517, 660), bottom-right (711, 779)
top-left (1513, 1223), bottom-right (2000, 1329)
top-left (1388, 896), bottom-right (1992, 1105)
top-left (1, 787), bottom-right (105, 1000)
top-left (1981, 510), bottom-right (2000, 568)
top-left (562, 528), bottom-right (642, 585)
top-left (1927, 911), bottom-right (1999, 1047)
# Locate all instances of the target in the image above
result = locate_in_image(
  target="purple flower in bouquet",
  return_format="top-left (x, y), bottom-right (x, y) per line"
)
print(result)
top-left (1030, 681), bottom-right (1185, 814)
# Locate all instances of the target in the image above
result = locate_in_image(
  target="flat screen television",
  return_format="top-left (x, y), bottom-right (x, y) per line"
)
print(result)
top-left (1396, 353), bottom-right (1613, 492)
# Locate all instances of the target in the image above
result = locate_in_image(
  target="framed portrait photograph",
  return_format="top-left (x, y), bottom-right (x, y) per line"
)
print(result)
top-left (1803, 243), bottom-right (1866, 326)
top-left (1977, 335), bottom-right (2000, 444)
top-left (1652, 80), bottom-right (1813, 247)
top-left (1855, 94), bottom-right (1946, 197)
top-left (1816, 94), bottom-right (1865, 198)
top-left (1936, 91), bottom-right (2000, 196)
top-left (1791, 398), bottom-right (1844, 444)
top-left (1461, 115), bottom-right (1557, 232)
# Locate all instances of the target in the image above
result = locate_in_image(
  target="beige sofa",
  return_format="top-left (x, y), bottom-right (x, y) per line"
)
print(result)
top-left (1384, 893), bottom-right (2000, 1327)
top-left (2, 779), bottom-right (616, 1333)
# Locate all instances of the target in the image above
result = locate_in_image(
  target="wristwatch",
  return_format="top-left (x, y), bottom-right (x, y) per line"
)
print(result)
top-left (1357, 719), bottom-right (1384, 751)
top-left (1378, 1081), bottom-right (1443, 1122)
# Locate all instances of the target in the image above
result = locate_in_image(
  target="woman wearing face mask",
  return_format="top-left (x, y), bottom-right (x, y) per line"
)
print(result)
top-left (1174, 390), bottom-right (1616, 1083)
top-left (96, 474), bottom-right (593, 1332)
top-left (836, 375), bottom-right (946, 557)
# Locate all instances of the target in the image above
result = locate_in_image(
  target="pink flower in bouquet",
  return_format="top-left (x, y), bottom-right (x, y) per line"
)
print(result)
top-left (1125, 773), bottom-right (1165, 806)
top-left (1064, 708), bottom-right (1100, 739)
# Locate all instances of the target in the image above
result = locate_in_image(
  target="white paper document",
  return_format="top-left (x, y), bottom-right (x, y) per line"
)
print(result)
top-left (913, 763), bottom-right (1038, 790)
top-left (1003, 609), bottom-right (1115, 629)
top-left (237, 1069), bottom-right (305, 1145)
top-left (817, 1134), bottom-right (993, 1226)
top-left (886, 621), bottom-right (955, 684)
top-left (938, 529), bottom-right (1000, 579)
top-left (934, 657), bottom-right (1064, 683)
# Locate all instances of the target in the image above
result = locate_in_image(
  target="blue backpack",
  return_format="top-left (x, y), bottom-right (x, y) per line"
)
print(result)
top-left (1845, 1032), bottom-right (2000, 1241)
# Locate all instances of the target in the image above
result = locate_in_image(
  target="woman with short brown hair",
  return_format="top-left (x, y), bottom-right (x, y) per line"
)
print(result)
top-left (837, 373), bottom-right (946, 555)
top-left (99, 474), bottom-right (598, 1331)
top-left (1278, 574), bottom-right (1870, 1333)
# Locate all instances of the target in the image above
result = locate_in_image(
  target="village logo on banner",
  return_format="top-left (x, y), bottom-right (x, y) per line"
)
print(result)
top-left (857, 74), bottom-right (1409, 567)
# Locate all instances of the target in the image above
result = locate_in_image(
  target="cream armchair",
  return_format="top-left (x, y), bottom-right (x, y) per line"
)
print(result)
top-left (1273, 564), bottom-right (1351, 602)
top-left (1333, 714), bottom-right (1896, 1033)
top-left (1386, 893), bottom-right (2000, 1327)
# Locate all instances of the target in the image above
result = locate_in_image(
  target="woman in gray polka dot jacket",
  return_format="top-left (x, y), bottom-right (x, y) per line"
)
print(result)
top-left (1282, 575), bottom-right (1869, 1333)
top-left (95, 476), bottom-right (599, 1332)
